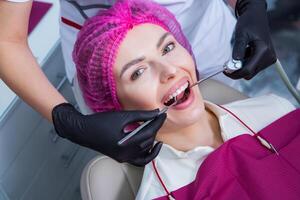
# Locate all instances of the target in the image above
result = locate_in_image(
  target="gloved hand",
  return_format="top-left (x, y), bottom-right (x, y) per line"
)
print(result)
top-left (52, 103), bottom-right (166, 166)
top-left (225, 0), bottom-right (277, 80)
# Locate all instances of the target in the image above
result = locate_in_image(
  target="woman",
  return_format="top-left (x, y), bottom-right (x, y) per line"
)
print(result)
top-left (73, 0), bottom-right (299, 199)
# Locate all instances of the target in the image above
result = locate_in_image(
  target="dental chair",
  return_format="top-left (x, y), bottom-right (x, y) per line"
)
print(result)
top-left (80, 79), bottom-right (248, 200)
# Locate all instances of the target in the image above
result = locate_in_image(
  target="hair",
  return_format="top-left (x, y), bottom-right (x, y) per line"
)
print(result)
top-left (73, 0), bottom-right (195, 112)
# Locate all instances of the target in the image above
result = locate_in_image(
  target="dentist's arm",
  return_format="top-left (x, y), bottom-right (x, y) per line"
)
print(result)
top-left (0, 1), bottom-right (165, 166)
top-left (0, 0), bottom-right (66, 121)
top-left (225, 0), bottom-right (277, 80)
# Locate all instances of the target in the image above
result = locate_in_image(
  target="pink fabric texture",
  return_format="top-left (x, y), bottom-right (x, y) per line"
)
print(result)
top-left (155, 108), bottom-right (300, 200)
top-left (73, 0), bottom-right (194, 112)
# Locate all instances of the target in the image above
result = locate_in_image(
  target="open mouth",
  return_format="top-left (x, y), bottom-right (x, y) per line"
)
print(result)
top-left (163, 81), bottom-right (191, 107)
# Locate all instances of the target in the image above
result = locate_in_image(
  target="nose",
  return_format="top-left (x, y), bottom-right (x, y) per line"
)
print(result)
top-left (158, 61), bottom-right (178, 83)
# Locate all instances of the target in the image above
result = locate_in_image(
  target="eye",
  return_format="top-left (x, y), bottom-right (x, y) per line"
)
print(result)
top-left (162, 42), bottom-right (175, 55)
top-left (131, 68), bottom-right (145, 80)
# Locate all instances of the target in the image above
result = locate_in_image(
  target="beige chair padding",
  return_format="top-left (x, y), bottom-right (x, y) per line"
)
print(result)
top-left (80, 79), bottom-right (248, 200)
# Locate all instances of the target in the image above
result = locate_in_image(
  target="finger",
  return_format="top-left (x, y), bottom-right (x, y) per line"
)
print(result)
top-left (232, 30), bottom-right (249, 61)
top-left (139, 137), bottom-right (155, 151)
top-left (224, 63), bottom-right (252, 80)
top-left (121, 109), bottom-right (160, 126)
top-left (227, 40), bottom-right (263, 79)
top-left (142, 142), bottom-right (163, 164)
top-left (130, 142), bottom-right (163, 166)
top-left (241, 40), bottom-right (269, 80)
top-left (244, 41), bottom-right (276, 80)
top-left (125, 113), bottom-right (166, 146)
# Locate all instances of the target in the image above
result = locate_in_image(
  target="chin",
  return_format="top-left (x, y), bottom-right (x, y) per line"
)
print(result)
top-left (161, 97), bottom-right (205, 132)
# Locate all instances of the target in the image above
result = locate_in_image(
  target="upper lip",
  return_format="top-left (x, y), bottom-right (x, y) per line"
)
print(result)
top-left (161, 77), bottom-right (189, 104)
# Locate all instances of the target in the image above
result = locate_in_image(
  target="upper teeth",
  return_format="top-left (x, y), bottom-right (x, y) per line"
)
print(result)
top-left (165, 82), bottom-right (189, 103)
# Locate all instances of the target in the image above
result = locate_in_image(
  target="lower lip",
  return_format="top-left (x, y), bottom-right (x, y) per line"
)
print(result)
top-left (172, 88), bottom-right (195, 110)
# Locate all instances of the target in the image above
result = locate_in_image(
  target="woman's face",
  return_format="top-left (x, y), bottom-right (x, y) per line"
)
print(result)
top-left (114, 23), bottom-right (205, 133)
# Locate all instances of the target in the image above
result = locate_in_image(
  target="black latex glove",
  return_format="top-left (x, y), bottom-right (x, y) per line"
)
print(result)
top-left (52, 103), bottom-right (166, 166)
top-left (225, 0), bottom-right (277, 80)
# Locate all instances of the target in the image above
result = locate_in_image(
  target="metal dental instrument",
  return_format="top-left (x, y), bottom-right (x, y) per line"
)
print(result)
top-left (118, 59), bottom-right (242, 145)
top-left (189, 59), bottom-right (243, 88)
top-left (118, 97), bottom-right (177, 145)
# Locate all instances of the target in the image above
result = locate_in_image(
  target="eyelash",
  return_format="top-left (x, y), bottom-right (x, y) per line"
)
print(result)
top-left (130, 42), bottom-right (176, 81)
top-left (131, 68), bottom-right (145, 81)
top-left (162, 42), bottom-right (175, 55)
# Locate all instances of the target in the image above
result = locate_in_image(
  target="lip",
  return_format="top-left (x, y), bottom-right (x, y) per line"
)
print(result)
top-left (161, 77), bottom-right (189, 104)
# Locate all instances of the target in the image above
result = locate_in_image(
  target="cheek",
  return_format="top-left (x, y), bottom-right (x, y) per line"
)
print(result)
top-left (168, 48), bottom-right (196, 78)
top-left (117, 83), bottom-right (160, 110)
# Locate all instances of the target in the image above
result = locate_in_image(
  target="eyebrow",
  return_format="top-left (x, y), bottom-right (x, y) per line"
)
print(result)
top-left (120, 56), bottom-right (146, 78)
top-left (156, 32), bottom-right (170, 49)
top-left (119, 32), bottom-right (171, 78)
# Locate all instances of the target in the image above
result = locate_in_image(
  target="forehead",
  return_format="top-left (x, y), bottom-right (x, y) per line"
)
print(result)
top-left (122, 23), bottom-right (167, 49)
top-left (115, 23), bottom-right (168, 63)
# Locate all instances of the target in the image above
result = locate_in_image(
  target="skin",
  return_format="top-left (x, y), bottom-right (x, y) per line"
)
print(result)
top-left (226, 0), bottom-right (237, 10)
top-left (114, 24), bottom-right (223, 151)
top-left (0, 0), bottom-right (66, 122)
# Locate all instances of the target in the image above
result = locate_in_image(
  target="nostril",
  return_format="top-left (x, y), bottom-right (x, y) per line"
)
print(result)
top-left (160, 73), bottom-right (175, 83)
top-left (167, 74), bottom-right (175, 80)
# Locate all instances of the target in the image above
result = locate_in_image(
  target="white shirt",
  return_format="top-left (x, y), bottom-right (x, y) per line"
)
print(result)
top-left (136, 94), bottom-right (295, 200)
top-left (8, 0), bottom-right (237, 87)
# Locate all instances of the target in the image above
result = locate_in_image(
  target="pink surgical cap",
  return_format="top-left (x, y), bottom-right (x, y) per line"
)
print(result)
top-left (73, 0), bottom-right (195, 112)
